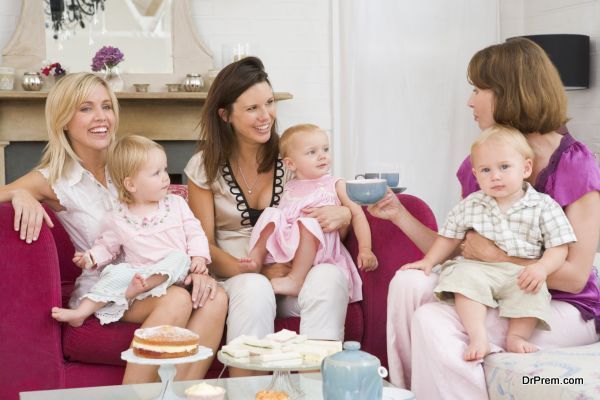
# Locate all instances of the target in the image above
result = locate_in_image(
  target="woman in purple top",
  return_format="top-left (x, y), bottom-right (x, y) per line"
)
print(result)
top-left (369, 37), bottom-right (600, 399)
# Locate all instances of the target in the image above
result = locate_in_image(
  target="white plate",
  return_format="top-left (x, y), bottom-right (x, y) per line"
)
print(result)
top-left (383, 387), bottom-right (416, 400)
top-left (121, 347), bottom-right (213, 365)
top-left (217, 350), bottom-right (321, 372)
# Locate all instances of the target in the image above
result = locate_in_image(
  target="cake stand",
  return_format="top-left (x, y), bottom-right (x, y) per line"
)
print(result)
top-left (217, 351), bottom-right (321, 399)
top-left (122, 347), bottom-right (213, 400)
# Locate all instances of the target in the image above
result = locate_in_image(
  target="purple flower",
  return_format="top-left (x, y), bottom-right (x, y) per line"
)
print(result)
top-left (54, 65), bottom-right (66, 76)
top-left (91, 46), bottom-right (125, 72)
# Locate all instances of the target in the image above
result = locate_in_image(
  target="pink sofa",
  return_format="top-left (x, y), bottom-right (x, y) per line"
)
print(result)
top-left (0, 193), bottom-right (436, 399)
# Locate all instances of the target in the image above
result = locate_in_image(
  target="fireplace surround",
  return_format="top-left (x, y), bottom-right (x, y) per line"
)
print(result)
top-left (0, 91), bottom-right (292, 184)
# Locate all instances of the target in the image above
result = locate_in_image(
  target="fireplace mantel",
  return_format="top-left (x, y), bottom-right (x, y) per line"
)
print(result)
top-left (0, 91), bottom-right (293, 101)
top-left (0, 91), bottom-right (293, 184)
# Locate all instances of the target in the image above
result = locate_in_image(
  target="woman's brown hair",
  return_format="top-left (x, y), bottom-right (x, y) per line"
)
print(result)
top-left (467, 37), bottom-right (567, 134)
top-left (198, 56), bottom-right (279, 183)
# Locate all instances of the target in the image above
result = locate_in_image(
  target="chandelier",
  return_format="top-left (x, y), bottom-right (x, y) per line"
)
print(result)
top-left (45, 0), bottom-right (107, 40)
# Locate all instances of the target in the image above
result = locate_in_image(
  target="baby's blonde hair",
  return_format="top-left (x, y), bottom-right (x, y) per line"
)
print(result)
top-left (471, 124), bottom-right (534, 162)
top-left (108, 135), bottom-right (164, 204)
top-left (279, 123), bottom-right (325, 157)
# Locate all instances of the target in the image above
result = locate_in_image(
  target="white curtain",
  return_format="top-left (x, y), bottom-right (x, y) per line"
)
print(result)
top-left (332, 0), bottom-right (499, 221)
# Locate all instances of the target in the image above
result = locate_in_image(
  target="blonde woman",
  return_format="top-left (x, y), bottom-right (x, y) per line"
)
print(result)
top-left (0, 73), bottom-right (227, 383)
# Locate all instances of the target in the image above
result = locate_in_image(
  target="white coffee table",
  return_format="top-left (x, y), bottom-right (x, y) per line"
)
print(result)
top-left (19, 373), bottom-right (414, 400)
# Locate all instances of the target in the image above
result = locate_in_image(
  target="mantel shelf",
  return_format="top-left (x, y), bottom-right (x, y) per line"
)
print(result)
top-left (0, 91), bottom-right (294, 101)
top-left (0, 89), bottom-right (294, 184)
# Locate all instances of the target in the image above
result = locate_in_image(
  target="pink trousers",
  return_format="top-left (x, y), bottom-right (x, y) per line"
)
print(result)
top-left (386, 269), bottom-right (599, 400)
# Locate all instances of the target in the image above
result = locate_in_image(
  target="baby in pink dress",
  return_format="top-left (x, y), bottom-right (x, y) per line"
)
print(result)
top-left (240, 124), bottom-right (378, 298)
top-left (51, 136), bottom-right (211, 326)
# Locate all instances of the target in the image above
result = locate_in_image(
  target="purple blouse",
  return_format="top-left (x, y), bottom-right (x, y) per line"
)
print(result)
top-left (457, 133), bottom-right (600, 332)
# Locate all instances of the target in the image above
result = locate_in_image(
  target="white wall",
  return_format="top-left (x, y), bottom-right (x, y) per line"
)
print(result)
top-left (0, 2), bottom-right (20, 55)
top-left (0, 0), bottom-right (333, 134)
top-left (189, 0), bottom-right (333, 133)
top-left (333, 0), bottom-right (499, 223)
top-left (2, 1), bottom-right (597, 213)
top-left (500, 0), bottom-right (600, 158)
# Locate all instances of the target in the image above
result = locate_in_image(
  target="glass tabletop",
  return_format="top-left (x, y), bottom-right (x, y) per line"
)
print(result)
top-left (20, 373), bottom-right (409, 400)
top-left (19, 373), bottom-right (321, 400)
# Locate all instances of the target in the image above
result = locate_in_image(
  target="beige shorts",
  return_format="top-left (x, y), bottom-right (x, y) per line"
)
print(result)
top-left (434, 259), bottom-right (551, 330)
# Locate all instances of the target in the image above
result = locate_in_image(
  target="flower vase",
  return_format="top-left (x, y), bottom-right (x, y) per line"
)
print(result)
top-left (103, 65), bottom-right (124, 92)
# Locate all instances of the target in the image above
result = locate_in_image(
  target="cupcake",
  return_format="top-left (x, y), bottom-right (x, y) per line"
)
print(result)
top-left (185, 383), bottom-right (226, 400)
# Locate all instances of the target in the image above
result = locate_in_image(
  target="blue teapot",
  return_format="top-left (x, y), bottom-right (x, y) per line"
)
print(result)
top-left (321, 341), bottom-right (388, 400)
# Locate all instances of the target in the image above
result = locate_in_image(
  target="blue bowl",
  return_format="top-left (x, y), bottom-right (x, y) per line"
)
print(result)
top-left (346, 179), bottom-right (387, 205)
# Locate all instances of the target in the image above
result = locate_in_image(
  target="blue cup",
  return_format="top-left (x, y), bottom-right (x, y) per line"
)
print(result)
top-left (346, 179), bottom-right (387, 205)
top-left (380, 173), bottom-right (399, 187)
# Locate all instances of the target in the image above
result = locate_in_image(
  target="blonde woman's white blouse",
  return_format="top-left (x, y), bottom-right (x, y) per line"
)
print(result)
top-left (39, 162), bottom-right (118, 308)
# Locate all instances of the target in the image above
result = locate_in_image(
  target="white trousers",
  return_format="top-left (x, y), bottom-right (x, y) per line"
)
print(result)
top-left (221, 263), bottom-right (349, 343)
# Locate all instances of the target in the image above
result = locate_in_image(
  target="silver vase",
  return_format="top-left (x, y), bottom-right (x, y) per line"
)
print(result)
top-left (182, 74), bottom-right (204, 92)
top-left (103, 65), bottom-right (124, 92)
top-left (21, 72), bottom-right (43, 91)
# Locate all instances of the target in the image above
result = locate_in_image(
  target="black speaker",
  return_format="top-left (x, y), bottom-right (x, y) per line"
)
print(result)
top-left (518, 34), bottom-right (590, 90)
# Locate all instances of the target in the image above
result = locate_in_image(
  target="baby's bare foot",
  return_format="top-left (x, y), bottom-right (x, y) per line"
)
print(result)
top-left (271, 276), bottom-right (303, 296)
top-left (51, 307), bottom-right (87, 327)
top-left (125, 273), bottom-right (147, 300)
top-left (239, 258), bottom-right (259, 273)
top-left (464, 338), bottom-right (491, 361)
top-left (506, 334), bottom-right (538, 353)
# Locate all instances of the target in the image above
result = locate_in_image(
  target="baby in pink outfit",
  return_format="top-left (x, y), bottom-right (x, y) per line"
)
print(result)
top-left (52, 135), bottom-right (211, 326)
top-left (240, 123), bottom-right (378, 298)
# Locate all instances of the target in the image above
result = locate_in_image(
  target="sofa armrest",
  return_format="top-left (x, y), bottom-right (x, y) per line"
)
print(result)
top-left (0, 203), bottom-right (65, 398)
top-left (344, 194), bottom-right (437, 368)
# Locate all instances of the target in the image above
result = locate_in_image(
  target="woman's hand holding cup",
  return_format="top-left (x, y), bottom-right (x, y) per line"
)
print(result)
top-left (366, 188), bottom-right (406, 223)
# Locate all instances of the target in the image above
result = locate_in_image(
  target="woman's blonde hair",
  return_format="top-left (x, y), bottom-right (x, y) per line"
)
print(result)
top-left (37, 72), bottom-right (120, 184)
top-left (467, 37), bottom-right (567, 134)
top-left (472, 124), bottom-right (534, 162)
top-left (108, 135), bottom-right (164, 204)
top-left (279, 123), bottom-right (323, 158)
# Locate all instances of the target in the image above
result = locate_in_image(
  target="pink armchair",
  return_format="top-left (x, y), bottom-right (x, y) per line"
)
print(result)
top-left (0, 193), bottom-right (436, 399)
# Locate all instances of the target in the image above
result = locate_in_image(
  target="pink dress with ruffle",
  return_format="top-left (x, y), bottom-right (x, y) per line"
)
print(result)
top-left (249, 174), bottom-right (362, 302)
